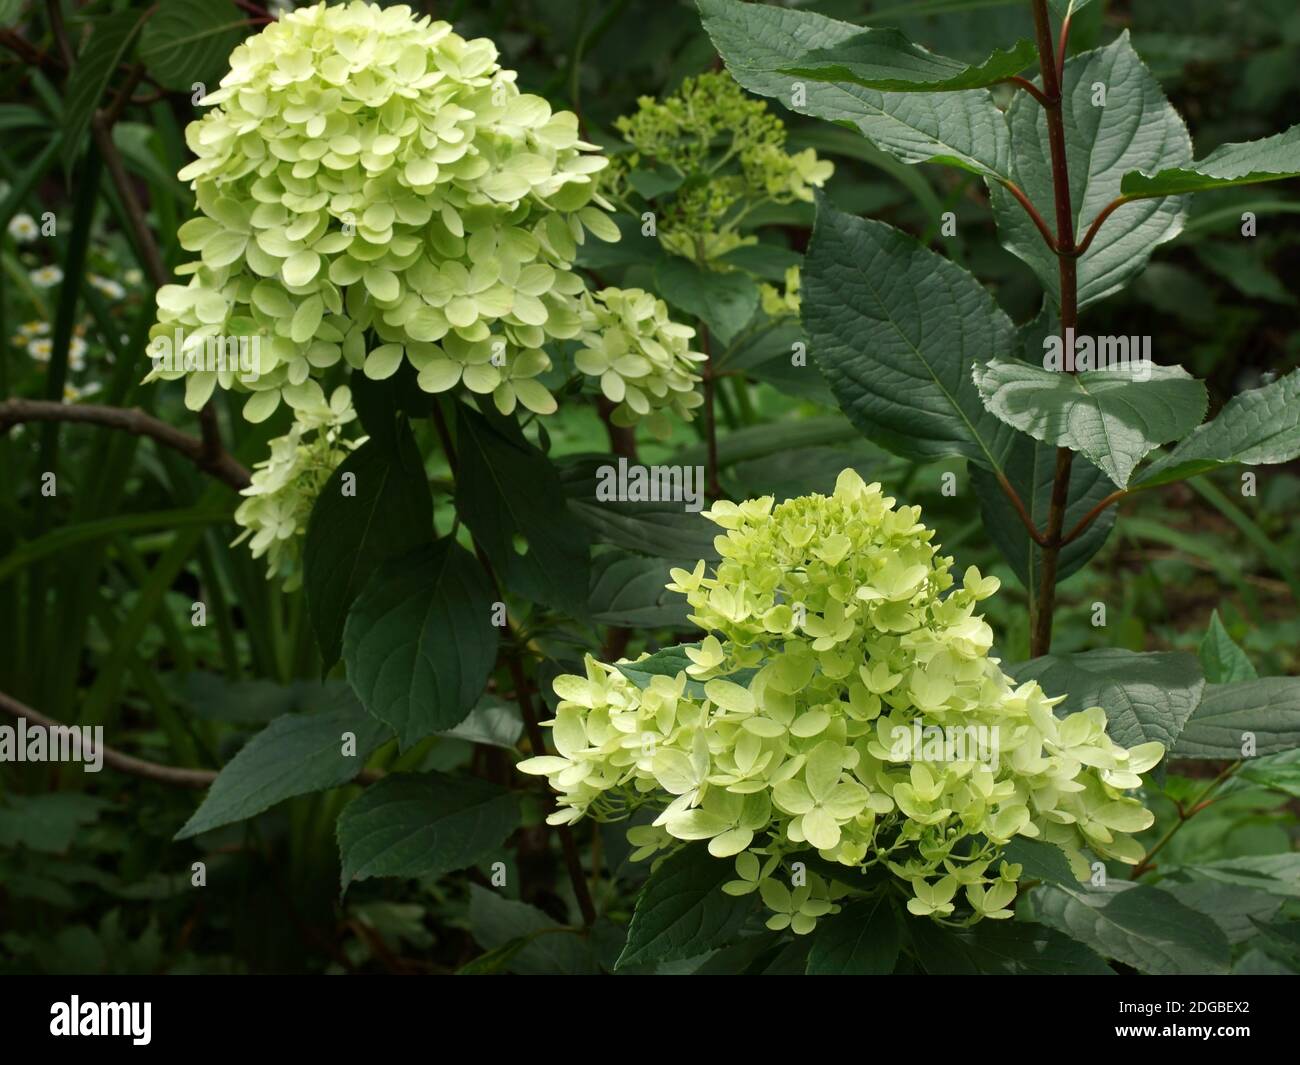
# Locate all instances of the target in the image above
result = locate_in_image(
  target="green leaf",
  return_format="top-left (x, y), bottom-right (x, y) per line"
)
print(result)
top-left (616, 844), bottom-right (755, 969)
top-left (303, 424), bottom-right (433, 671)
top-left (653, 257), bottom-right (759, 346)
top-left (561, 457), bottom-right (719, 561)
top-left (455, 404), bottom-right (589, 614)
top-left (1248, 919), bottom-right (1300, 970)
top-left (139, 0), bottom-right (244, 92)
top-left (989, 32), bottom-right (1192, 309)
top-left (587, 551), bottom-right (692, 630)
top-left (342, 540), bottom-right (498, 750)
top-left (908, 916), bottom-right (1112, 975)
top-left (1170, 855), bottom-right (1300, 899)
top-left (62, 9), bottom-right (150, 174)
top-left (1172, 679), bottom-right (1300, 759)
top-left (803, 198), bottom-right (1018, 471)
top-left (971, 436), bottom-right (1117, 595)
top-left (1236, 749), bottom-right (1300, 799)
top-left (1133, 370), bottom-right (1300, 489)
top-left (463, 885), bottom-right (596, 974)
top-left (1000, 837), bottom-right (1079, 886)
top-left (1160, 879), bottom-right (1282, 945)
top-left (807, 895), bottom-right (900, 974)
top-left (697, 0), bottom-right (1011, 179)
top-left (1010, 649), bottom-right (1204, 751)
top-left (441, 696), bottom-right (523, 751)
top-left (1019, 882), bottom-right (1229, 974)
top-left (1198, 611), bottom-right (1258, 684)
top-left (782, 34), bottom-right (1035, 93)
top-left (1122, 124), bottom-right (1300, 197)
top-left (615, 644), bottom-right (758, 701)
top-left (174, 701), bottom-right (392, 839)
top-left (337, 772), bottom-right (519, 890)
top-left (973, 358), bottom-right (1208, 488)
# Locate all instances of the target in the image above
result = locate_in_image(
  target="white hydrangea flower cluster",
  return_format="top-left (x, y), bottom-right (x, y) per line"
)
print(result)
top-left (520, 470), bottom-right (1163, 931)
top-left (232, 385), bottom-right (359, 588)
top-left (149, 0), bottom-right (648, 423)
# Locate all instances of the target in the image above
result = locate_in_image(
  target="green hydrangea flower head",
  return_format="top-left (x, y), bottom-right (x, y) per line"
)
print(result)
top-left (607, 71), bottom-right (833, 266)
top-left (574, 286), bottom-right (706, 438)
top-left (519, 470), bottom-right (1163, 931)
top-left (232, 384), bottom-right (358, 589)
top-left (149, 0), bottom-right (625, 421)
top-left (759, 265), bottom-right (802, 319)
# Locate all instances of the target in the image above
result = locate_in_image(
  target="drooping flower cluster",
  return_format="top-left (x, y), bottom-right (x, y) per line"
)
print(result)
top-left (573, 287), bottom-right (706, 437)
top-left (148, 0), bottom-right (638, 422)
top-left (606, 71), bottom-right (833, 266)
top-left (519, 470), bottom-right (1163, 931)
top-left (232, 385), bottom-right (359, 589)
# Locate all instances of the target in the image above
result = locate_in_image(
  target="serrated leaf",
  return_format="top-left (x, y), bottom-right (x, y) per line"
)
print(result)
top-left (989, 32), bottom-right (1192, 309)
top-left (175, 701), bottom-right (391, 839)
top-left (1170, 855), bottom-right (1300, 899)
top-left (807, 895), bottom-right (900, 974)
top-left (973, 358), bottom-right (1207, 488)
top-left (343, 540), bottom-right (498, 750)
top-left (783, 33), bottom-right (1035, 93)
top-left (139, 0), bottom-right (244, 92)
top-left (337, 772), bottom-right (519, 889)
top-left (1172, 679), bottom-right (1300, 759)
top-left (464, 885), bottom-right (596, 974)
top-left (1122, 124), bottom-right (1300, 197)
top-left (615, 644), bottom-right (758, 701)
top-left (803, 197), bottom-right (1019, 471)
top-left (1000, 837), bottom-right (1079, 886)
top-left (971, 435), bottom-right (1117, 595)
top-left (455, 405), bottom-right (589, 613)
top-left (1133, 369), bottom-right (1300, 489)
top-left (617, 844), bottom-right (754, 969)
top-left (587, 551), bottom-right (692, 630)
top-left (1198, 611), bottom-right (1258, 684)
top-left (1160, 879), bottom-right (1283, 945)
top-left (1010, 649), bottom-right (1204, 751)
top-left (698, 0), bottom-right (1010, 179)
top-left (303, 424), bottom-right (433, 671)
top-left (1020, 882), bottom-right (1229, 974)
top-left (653, 257), bottom-right (758, 346)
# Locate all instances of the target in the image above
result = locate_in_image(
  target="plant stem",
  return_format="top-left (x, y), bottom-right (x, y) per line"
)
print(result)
top-left (1029, 0), bottom-right (1079, 658)
top-left (1131, 761), bottom-right (1240, 878)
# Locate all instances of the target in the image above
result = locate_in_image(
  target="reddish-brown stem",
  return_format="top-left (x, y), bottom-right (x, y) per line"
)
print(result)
top-left (1060, 488), bottom-right (1127, 546)
top-left (1071, 194), bottom-right (1136, 258)
top-left (1030, 0), bottom-right (1080, 659)
top-left (1056, 13), bottom-right (1072, 87)
top-left (1002, 75), bottom-right (1052, 107)
top-left (996, 470), bottom-right (1049, 547)
top-left (998, 178), bottom-right (1059, 252)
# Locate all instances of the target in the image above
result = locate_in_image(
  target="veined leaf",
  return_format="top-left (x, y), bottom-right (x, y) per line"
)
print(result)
top-left (337, 772), bottom-right (519, 889)
top-left (807, 895), bottom-right (900, 974)
top-left (781, 33), bottom-right (1035, 94)
top-left (343, 540), bottom-right (498, 750)
top-left (989, 32), bottom-right (1192, 308)
top-left (909, 915), bottom-right (1112, 975)
top-left (1122, 124), bottom-right (1300, 197)
top-left (654, 257), bottom-right (759, 346)
top-left (175, 700), bottom-right (392, 839)
top-left (1020, 882), bottom-right (1229, 975)
top-left (803, 197), bottom-right (1019, 471)
top-left (1133, 370), bottom-right (1300, 489)
top-left (616, 844), bottom-right (754, 969)
top-left (62, 9), bottom-right (151, 174)
top-left (698, 0), bottom-right (1011, 179)
top-left (140, 0), bottom-right (244, 92)
top-left (973, 358), bottom-right (1208, 488)
top-left (1172, 679), bottom-right (1300, 759)
top-left (1010, 649), bottom-right (1205, 751)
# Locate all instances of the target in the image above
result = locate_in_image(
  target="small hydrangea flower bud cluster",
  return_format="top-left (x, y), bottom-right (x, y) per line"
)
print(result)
top-left (520, 470), bottom-right (1163, 931)
top-left (607, 71), bottom-right (833, 267)
top-left (574, 287), bottom-right (706, 437)
top-left (232, 385), bottom-right (359, 589)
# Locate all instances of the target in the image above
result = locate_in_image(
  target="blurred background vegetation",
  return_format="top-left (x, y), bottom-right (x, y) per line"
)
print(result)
top-left (0, 0), bottom-right (1296, 973)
